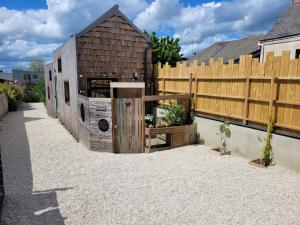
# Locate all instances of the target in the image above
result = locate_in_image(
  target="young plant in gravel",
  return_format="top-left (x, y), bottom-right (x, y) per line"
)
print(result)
top-left (258, 118), bottom-right (274, 167)
top-left (216, 120), bottom-right (231, 153)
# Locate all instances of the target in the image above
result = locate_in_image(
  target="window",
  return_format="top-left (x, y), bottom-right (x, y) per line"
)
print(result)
top-left (58, 58), bottom-right (62, 72)
top-left (49, 70), bottom-right (52, 81)
top-left (87, 79), bottom-right (113, 97)
top-left (32, 74), bottom-right (38, 79)
top-left (47, 87), bottom-right (50, 100)
top-left (296, 49), bottom-right (300, 59)
top-left (64, 81), bottom-right (70, 103)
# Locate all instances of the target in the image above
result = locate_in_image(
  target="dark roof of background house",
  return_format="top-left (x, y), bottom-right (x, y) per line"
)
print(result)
top-left (188, 35), bottom-right (263, 64)
top-left (76, 4), bottom-right (150, 42)
top-left (261, 2), bottom-right (300, 41)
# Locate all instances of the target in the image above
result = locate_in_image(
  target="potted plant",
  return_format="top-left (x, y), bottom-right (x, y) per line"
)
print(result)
top-left (250, 118), bottom-right (274, 167)
top-left (212, 120), bottom-right (231, 155)
top-left (160, 103), bottom-right (185, 127)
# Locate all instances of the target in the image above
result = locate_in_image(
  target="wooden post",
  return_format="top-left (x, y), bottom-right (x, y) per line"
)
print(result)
top-left (268, 76), bottom-right (275, 120)
top-left (189, 73), bottom-right (193, 95)
top-left (110, 87), bottom-right (116, 153)
top-left (243, 76), bottom-right (250, 124)
top-left (141, 87), bottom-right (145, 153)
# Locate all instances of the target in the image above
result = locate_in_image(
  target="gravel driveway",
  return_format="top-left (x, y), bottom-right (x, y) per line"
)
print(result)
top-left (0, 103), bottom-right (300, 225)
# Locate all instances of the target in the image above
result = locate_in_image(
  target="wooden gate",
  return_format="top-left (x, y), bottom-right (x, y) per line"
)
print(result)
top-left (110, 82), bottom-right (145, 153)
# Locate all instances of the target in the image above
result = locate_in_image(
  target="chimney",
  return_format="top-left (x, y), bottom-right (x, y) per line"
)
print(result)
top-left (292, 0), bottom-right (300, 3)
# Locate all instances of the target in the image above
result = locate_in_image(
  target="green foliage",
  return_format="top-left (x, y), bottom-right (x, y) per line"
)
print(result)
top-left (32, 75), bottom-right (46, 103)
top-left (144, 31), bottom-right (183, 66)
top-left (22, 86), bottom-right (40, 103)
top-left (161, 103), bottom-right (185, 126)
top-left (258, 118), bottom-right (274, 166)
top-left (0, 82), bottom-right (23, 111)
top-left (217, 120), bottom-right (231, 150)
top-left (29, 59), bottom-right (45, 73)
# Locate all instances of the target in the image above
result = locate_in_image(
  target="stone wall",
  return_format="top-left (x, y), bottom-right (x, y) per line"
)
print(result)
top-left (0, 93), bottom-right (8, 119)
top-left (78, 96), bottom-right (113, 152)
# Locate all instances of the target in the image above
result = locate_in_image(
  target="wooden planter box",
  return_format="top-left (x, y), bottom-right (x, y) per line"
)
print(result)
top-left (211, 147), bottom-right (231, 156)
top-left (145, 124), bottom-right (197, 153)
top-left (249, 158), bottom-right (276, 168)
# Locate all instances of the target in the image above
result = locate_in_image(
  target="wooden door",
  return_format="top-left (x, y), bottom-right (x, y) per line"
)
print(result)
top-left (114, 98), bottom-right (143, 153)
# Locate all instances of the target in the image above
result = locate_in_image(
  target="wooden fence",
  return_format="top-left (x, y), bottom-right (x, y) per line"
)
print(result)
top-left (154, 51), bottom-right (300, 133)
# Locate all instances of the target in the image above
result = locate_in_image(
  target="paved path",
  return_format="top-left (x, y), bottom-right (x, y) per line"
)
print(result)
top-left (0, 103), bottom-right (300, 225)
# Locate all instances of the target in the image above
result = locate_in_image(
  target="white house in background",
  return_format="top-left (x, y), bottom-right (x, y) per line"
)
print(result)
top-left (259, 0), bottom-right (300, 61)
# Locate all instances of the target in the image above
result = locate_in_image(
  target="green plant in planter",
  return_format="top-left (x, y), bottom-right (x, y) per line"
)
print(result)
top-left (161, 103), bottom-right (185, 126)
top-left (258, 118), bottom-right (274, 166)
top-left (217, 120), bottom-right (231, 151)
top-left (0, 82), bottom-right (23, 111)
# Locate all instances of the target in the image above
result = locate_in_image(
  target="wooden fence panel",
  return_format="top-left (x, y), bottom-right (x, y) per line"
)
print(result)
top-left (154, 51), bottom-right (300, 133)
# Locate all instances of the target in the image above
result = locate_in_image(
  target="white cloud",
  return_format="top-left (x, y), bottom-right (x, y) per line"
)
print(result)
top-left (0, 40), bottom-right (60, 60)
top-left (135, 0), bottom-right (290, 57)
top-left (0, 0), bottom-right (291, 69)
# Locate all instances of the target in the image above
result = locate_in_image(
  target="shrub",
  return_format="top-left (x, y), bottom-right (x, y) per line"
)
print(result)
top-left (0, 82), bottom-right (23, 111)
top-left (22, 87), bottom-right (40, 103)
top-left (32, 76), bottom-right (46, 103)
top-left (161, 103), bottom-right (185, 126)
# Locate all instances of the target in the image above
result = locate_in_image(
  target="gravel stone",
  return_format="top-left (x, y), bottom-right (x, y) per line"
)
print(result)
top-left (0, 103), bottom-right (300, 225)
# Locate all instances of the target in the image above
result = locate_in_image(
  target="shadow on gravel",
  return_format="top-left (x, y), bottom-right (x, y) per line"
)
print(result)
top-left (0, 103), bottom-right (67, 225)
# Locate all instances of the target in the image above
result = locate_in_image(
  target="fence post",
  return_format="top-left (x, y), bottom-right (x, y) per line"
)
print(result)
top-left (243, 55), bottom-right (252, 124)
top-left (268, 76), bottom-right (275, 120)
top-left (243, 76), bottom-right (250, 124)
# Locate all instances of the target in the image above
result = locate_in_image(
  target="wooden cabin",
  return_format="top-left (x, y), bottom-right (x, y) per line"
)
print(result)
top-left (45, 5), bottom-right (152, 152)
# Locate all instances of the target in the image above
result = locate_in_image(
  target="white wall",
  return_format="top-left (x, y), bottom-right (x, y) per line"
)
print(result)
top-left (261, 36), bottom-right (300, 61)
top-left (44, 62), bottom-right (56, 117)
top-left (53, 36), bottom-right (79, 139)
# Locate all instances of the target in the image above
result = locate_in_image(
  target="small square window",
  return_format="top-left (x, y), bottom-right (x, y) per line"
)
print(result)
top-left (49, 70), bottom-right (52, 81)
top-left (295, 49), bottom-right (300, 59)
top-left (58, 58), bottom-right (62, 72)
top-left (64, 81), bottom-right (70, 103)
top-left (32, 74), bottom-right (38, 79)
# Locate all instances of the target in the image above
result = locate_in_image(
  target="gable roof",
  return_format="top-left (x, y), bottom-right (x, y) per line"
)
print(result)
top-left (76, 4), bottom-right (150, 42)
top-left (188, 35), bottom-right (263, 64)
top-left (260, 2), bottom-right (300, 42)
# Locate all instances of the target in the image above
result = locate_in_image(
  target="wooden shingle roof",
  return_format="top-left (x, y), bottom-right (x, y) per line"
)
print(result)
top-left (76, 4), bottom-right (150, 42)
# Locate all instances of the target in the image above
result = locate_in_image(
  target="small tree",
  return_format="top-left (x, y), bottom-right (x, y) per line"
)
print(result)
top-left (258, 118), bottom-right (274, 166)
top-left (144, 31), bottom-right (183, 66)
top-left (217, 120), bottom-right (231, 151)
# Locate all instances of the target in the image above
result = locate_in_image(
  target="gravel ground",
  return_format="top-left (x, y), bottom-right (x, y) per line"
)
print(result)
top-left (0, 103), bottom-right (300, 225)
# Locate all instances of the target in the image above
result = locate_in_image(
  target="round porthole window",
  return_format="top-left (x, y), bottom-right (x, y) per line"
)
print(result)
top-left (98, 119), bottom-right (109, 132)
top-left (80, 103), bottom-right (85, 122)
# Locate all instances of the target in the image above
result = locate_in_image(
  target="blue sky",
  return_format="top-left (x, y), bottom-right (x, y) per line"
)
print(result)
top-left (0, 0), bottom-right (290, 71)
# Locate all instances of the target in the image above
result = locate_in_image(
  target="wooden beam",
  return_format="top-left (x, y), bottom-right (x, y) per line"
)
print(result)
top-left (110, 82), bottom-right (145, 89)
top-left (143, 94), bottom-right (190, 102)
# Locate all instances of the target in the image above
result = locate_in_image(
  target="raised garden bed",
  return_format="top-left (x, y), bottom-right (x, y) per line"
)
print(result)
top-left (211, 147), bottom-right (231, 156)
top-left (145, 124), bottom-right (197, 153)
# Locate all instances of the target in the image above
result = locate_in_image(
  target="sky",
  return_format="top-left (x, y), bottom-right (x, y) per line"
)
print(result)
top-left (0, 0), bottom-right (291, 72)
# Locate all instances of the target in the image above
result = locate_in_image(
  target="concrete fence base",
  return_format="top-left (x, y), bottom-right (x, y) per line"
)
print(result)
top-left (155, 107), bottom-right (300, 172)
top-left (195, 116), bottom-right (300, 172)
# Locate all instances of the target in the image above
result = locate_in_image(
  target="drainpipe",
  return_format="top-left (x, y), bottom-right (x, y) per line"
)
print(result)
top-left (143, 43), bottom-right (152, 111)
top-left (258, 41), bottom-right (264, 62)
